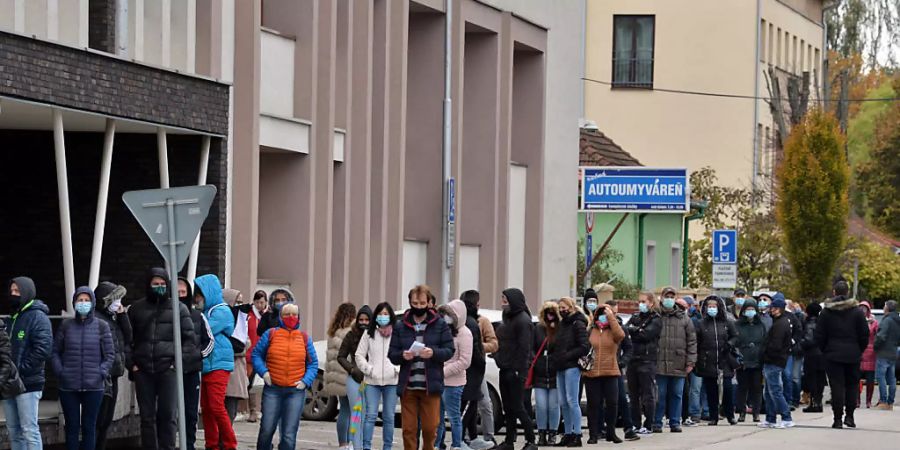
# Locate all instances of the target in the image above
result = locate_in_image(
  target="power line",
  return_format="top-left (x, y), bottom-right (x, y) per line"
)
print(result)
top-left (582, 77), bottom-right (900, 103)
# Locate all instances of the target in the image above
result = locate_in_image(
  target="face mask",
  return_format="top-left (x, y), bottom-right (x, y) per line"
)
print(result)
top-left (9, 295), bottom-right (22, 309)
top-left (501, 305), bottom-right (510, 312)
top-left (758, 300), bottom-right (769, 310)
top-left (545, 314), bottom-right (557, 323)
top-left (744, 310), bottom-right (757, 319)
top-left (443, 315), bottom-right (454, 326)
top-left (689, 306), bottom-right (697, 314)
top-left (151, 285), bottom-right (166, 297)
top-left (410, 306), bottom-right (429, 317)
top-left (662, 298), bottom-right (676, 309)
top-left (707, 307), bottom-right (719, 317)
top-left (376, 315), bottom-right (391, 327)
top-left (560, 310), bottom-right (571, 318)
top-left (357, 321), bottom-right (368, 330)
top-left (282, 316), bottom-right (299, 329)
top-left (596, 315), bottom-right (608, 326)
top-left (274, 302), bottom-right (286, 311)
top-left (735, 298), bottom-right (746, 307)
top-left (75, 302), bottom-right (92, 316)
top-left (108, 299), bottom-right (122, 313)
top-left (586, 302), bottom-right (598, 312)
top-left (639, 303), bottom-right (649, 314)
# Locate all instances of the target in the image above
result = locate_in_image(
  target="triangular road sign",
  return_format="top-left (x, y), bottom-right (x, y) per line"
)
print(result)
top-left (122, 185), bottom-right (217, 273)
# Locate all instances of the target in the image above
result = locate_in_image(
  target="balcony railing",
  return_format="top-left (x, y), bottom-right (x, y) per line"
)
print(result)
top-left (612, 58), bottom-right (654, 88)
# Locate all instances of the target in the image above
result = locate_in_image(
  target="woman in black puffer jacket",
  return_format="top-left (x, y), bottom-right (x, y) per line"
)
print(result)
top-left (694, 295), bottom-right (738, 426)
top-left (51, 287), bottom-right (116, 450)
top-left (549, 297), bottom-right (590, 446)
top-left (735, 299), bottom-right (766, 422)
top-left (532, 301), bottom-right (560, 446)
top-left (93, 281), bottom-right (133, 450)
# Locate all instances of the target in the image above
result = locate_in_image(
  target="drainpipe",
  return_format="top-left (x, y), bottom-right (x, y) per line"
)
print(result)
top-left (682, 201), bottom-right (708, 287)
top-left (752, 0), bottom-right (761, 192)
top-left (636, 213), bottom-right (648, 288)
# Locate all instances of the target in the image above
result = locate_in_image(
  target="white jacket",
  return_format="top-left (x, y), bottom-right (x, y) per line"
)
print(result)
top-left (354, 331), bottom-right (400, 386)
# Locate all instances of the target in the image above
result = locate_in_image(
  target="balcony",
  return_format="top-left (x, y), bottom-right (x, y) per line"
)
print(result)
top-left (260, 27), bottom-right (310, 154)
top-left (612, 58), bottom-right (654, 88)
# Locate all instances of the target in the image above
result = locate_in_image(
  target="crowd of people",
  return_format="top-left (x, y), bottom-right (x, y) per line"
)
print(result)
top-left (1, 274), bottom-right (898, 450)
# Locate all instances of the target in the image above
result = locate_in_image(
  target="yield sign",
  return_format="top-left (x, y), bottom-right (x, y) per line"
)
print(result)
top-left (122, 185), bottom-right (217, 272)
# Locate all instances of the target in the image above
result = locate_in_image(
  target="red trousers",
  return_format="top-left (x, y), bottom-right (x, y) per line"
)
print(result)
top-left (202, 370), bottom-right (237, 449)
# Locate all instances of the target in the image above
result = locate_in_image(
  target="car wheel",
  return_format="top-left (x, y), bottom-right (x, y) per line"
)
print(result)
top-left (487, 383), bottom-right (504, 433)
top-left (303, 371), bottom-right (339, 421)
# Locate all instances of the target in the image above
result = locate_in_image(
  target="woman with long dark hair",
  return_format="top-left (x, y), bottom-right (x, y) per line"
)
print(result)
top-left (532, 301), bottom-right (560, 445)
top-left (356, 302), bottom-right (400, 450)
top-left (325, 303), bottom-right (358, 450)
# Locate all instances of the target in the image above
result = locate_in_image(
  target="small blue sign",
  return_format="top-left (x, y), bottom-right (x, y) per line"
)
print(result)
top-left (581, 167), bottom-right (689, 213)
top-left (712, 229), bottom-right (738, 264)
top-left (586, 234), bottom-right (593, 267)
top-left (448, 178), bottom-right (456, 224)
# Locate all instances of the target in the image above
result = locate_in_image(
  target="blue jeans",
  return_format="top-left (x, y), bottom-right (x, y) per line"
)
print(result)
top-left (791, 356), bottom-right (803, 405)
top-left (257, 385), bottom-right (307, 450)
top-left (436, 385), bottom-right (464, 449)
top-left (3, 390), bottom-right (43, 450)
top-left (876, 358), bottom-right (897, 405)
top-left (364, 385), bottom-right (397, 450)
top-left (782, 356), bottom-right (796, 405)
top-left (654, 375), bottom-right (685, 428)
top-left (337, 395), bottom-right (351, 445)
top-left (557, 368), bottom-right (582, 434)
top-left (346, 376), bottom-right (365, 450)
top-left (763, 364), bottom-right (792, 423)
top-left (688, 373), bottom-right (707, 418)
top-left (59, 390), bottom-right (104, 450)
top-left (534, 387), bottom-right (560, 431)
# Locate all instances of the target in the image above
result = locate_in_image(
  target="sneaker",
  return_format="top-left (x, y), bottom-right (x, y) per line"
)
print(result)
top-left (757, 421), bottom-right (774, 428)
top-left (683, 418), bottom-right (699, 427)
top-left (636, 427), bottom-right (653, 435)
top-left (469, 439), bottom-right (491, 450)
top-left (624, 430), bottom-right (640, 441)
top-left (876, 403), bottom-right (893, 411)
top-left (772, 422), bottom-right (786, 429)
top-left (670, 426), bottom-right (682, 433)
top-left (460, 442), bottom-right (475, 450)
top-left (651, 426), bottom-right (663, 434)
top-left (781, 421), bottom-right (795, 428)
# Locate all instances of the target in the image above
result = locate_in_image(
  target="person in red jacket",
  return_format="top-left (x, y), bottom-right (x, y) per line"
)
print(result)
top-left (245, 290), bottom-right (268, 422)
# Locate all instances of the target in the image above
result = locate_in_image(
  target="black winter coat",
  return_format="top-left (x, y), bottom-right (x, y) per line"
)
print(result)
top-left (801, 316), bottom-right (824, 371)
top-left (815, 296), bottom-right (869, 365)
top-left (95, 309), bottom-right (133, 379)
top-left (735, 317), bottom-right (767, 369)
top-left (531, 324), bottom-right (556, 389)
top-left (7, 277), bottom-right (52, 393)
top-left (694, 306), bottom-right (738, 378)
top-left (129, 269), bottom-right (197, 374)
top-left (762, 313), bottom-right (792, 367)
top-left (875, 312), bottom-right (900, 361)
top-left (463, 314), bottom-right (486, 401)
top-left (625, 311), bottom-right (662, 367)
top-left (495, 289), bottom-right (534, 371)
top-left (0, 325), bottom-right (25, 400)
top-left (549, 313), bottom-right (590, 371)
top-left (52, 316), bottom-right (115, 392)
top-left (786, 312), bottom-right (805, 357)
top-left (617, 316), bottom-right (633, 370)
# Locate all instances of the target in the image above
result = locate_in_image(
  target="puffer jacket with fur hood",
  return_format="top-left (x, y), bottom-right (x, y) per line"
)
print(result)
top-left (438, 300), bottom-right (473, 387)
top-left (815, 295), bottom-right (870, 365)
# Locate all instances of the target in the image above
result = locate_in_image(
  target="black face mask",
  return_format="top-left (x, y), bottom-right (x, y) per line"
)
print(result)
top-left (9, 295), bottom-right (22, 310)
top-left (560, 310), bottom-right (571, 318)
top-left (410, 306), bottom-right (428, 317)
top-left (357, 321), bottom-right (368, 330)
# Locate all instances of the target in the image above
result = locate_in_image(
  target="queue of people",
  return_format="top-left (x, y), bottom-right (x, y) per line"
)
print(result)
top-left (1, 275), bottom-right (898, 450)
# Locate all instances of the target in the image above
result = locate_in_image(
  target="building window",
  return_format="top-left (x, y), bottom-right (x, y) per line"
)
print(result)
top-left (612, 15), bottom-right (655, 87)
top-left (776, 28), bottom-right (782, 68)
top-left (760, 19), bottom-right (767, 63)
top-left (768, 23), bottom-right (774, 64)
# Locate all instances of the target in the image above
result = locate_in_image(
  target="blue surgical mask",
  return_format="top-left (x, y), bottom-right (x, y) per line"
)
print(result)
top-left (662, 298), bottom-right (676, 309)
top-left (758, 300), bottom-right (769, 309)
top-left (735, 298), bottom-right (746, 307)
top-left (744, 309), bottom-right (757, 319)
top-left (707, 307), bottom-right (719, 317)
top-left (689, 306), bottom-right (697, 314)
top-left (586, 302), bottom-right (598, 312)
top-left (75, 302), bottom-right (92, 316)
top-left (638, 303), bottom-right (649, 314)
top-left (376, 315), bottom-right (391, 327)
top-left (597, 315), bottom-right (608, 325)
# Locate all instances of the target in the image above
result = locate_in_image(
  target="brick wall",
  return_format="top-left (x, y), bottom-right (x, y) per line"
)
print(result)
top-left (0, 131), bottom-right (227, 315)
top-left (0, 30), bottom-right (229, 135)
top-left (88, 0), bottom-right (116, 53)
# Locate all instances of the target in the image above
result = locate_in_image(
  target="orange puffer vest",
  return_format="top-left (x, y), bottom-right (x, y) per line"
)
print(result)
top-left (266, 328), bottom-right (308, 387)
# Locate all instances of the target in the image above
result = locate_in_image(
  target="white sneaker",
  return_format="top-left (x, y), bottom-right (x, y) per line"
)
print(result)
top-left (781, 420), bottom-right (795, 428)
top-left (636, 427), bottom-right (653, 435)
top-left (772, 421), bottom-right (786, 429)
top-left (460, 442), bottom-right (474, 450)
top-left (757, 421), bottom-right (774, 428)
top-left (468, 439), bottom-right (493, 450)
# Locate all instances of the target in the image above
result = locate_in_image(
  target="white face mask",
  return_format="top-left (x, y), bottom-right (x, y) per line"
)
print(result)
top-left (443, 315), bottom-right (454, 326)
top-left (108, 299), bottom-right (122, 313)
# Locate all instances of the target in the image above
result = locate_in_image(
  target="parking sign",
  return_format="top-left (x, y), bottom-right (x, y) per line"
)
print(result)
top-left (712, 229), bottom-right (737, 264)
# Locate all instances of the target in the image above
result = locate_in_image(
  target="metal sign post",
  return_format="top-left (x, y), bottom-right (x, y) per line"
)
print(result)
top-left (123, 185), bottom-right (217, 450)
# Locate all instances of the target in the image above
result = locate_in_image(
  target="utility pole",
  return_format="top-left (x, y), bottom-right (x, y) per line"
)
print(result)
top-left (441, 0), bottom-right (454, 305)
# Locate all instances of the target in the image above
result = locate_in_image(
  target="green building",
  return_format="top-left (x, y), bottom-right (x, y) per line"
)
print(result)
top-left (579, 128), bottom-right (687, 292)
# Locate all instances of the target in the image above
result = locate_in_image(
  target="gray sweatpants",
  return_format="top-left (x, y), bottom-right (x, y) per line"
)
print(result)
top-left (479, 379), bottom-right (495, 440)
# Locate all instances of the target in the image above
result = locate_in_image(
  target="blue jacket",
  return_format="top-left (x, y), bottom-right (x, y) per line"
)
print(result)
top-left (51, 287), bottom-right (115, 392)
top-left (251, 317), bottom-right (319, 388)
top-left (6, 277), bottom-right (53, 393)
top-left (388, 309), bottom-right (455, 394)
top-left (195, 275), bottom-right (235, 374)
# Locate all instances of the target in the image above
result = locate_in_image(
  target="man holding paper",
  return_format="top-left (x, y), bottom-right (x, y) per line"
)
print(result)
top-left (389, 285), bottom-right (455, 450)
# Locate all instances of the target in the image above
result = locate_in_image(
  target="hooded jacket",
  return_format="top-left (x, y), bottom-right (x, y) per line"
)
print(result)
top-left (859, 301), bottom-right (879, 371)
top-left (874, 310), bottom-right (900, 361)
top-left (338, 306), bottom-right (373, 383)
top-left (6, 277), bottom-right (52, 392)
top-left (735, 299), bottom-right (767, 369)
top-left (0, 324), bottom-right (25, 400)
top-left (196, 274), bottom-right (235, 374)
top-left (354, 320), bottom-right (400, 387)
top-left (549, 307), bottom-right (590, 372)
top-left (252, 315), bottom-right (318, 388)
top-left (463, 296), bottom-right (498, 354)
top-left (656, 305), bottom-right (697, 377)
top-left (532, 302), bottom-right (559, 390)
top-left (94, 282), bottom-right (133, 378)
top-left (801, 303), bottom-right (824, 371)
top-left (815, 296), bottom-right (869, 365)
top-left (496, 288), bottom-right (534, 371)
top-left (694, 297), bottom-right (738, 378)
top-left (177, 277), bottom-right (207, 374)
top-left (129, 268), bottom-right (197, 374)
top-left (51, 287), bottom-right (115, 392)
top-left (625, 309), bottom-right (662, 367)
top-left (388, 309), bottom-right (455, 394)
top-left (438, 300), bottom-right (473, 387)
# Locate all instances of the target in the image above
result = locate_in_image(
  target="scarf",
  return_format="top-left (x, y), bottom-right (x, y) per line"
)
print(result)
top-left (378, 325), bottom-right (393, 338)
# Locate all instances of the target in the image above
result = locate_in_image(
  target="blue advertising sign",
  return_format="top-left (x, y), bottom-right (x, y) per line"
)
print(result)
top-left (712, 229), bottom-right (738, 264)
top-left (580, 167), bottom-right (689, 213)
top-left (448, 177), bottom-right (456, 224)
top-left (585, 234), bottom-right (593, 267)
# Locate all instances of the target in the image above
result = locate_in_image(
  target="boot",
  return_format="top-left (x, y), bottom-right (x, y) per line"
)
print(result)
top-left (605, 429), bottom-right (622, 444)
top-left (800, 391), bottom-right (810, 406)
top-left (546, 432), bottom-right (558, 446)
top-left (752, 413), bottom-right (760, 423)
top-left (844, 413), bottom-right (856, 428)
top-left (738, 412), bottom-right (746, 422)
top-left (566, 434), bottom-right (582, 448)
top-left (538, 432), bottom-right (548, 447)
top-left (832, 419), bottom-right (843, 429)
top-left (866, 383), bottom-right (875, 409)
top-left (586, 436), bottom-right (598, 445)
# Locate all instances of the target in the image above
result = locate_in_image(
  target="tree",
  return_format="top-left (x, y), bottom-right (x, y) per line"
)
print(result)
top-left (687, 167), bottom-right (791, 292)
top-left (776, 110), bottom-right (850, 300)
top-left (839, 238), bottom-right (900, 302)
top-left (576, 238), bottom-right (640, 300)
top-left (856, 77), bottom-right (900, 239)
